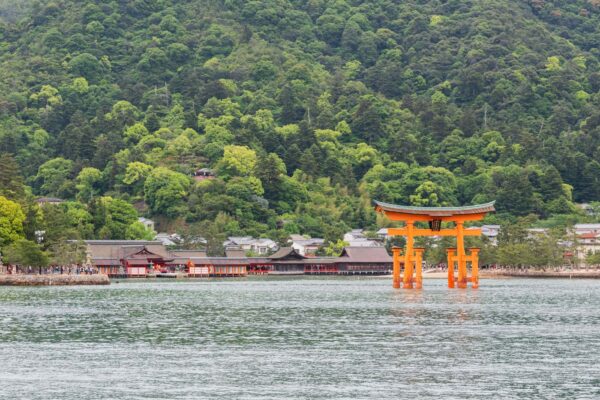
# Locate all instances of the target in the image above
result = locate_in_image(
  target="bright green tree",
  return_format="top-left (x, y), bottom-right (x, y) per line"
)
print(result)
top-left (216, 145), bottom-right (258, 179)
top-left (125, 221), bottom-right (156, 240)
top-left (76, 167), bottom-right (102, 203)
top-left (0, 196), bottom-right (25, 246)
top-left (144, 168), bottom-right (191, 217)
top-left (90, 197), bottom-right (138, 239)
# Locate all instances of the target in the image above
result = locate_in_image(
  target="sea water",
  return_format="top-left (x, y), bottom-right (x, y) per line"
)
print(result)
top-left (1, 277), bottom-right (599, 399)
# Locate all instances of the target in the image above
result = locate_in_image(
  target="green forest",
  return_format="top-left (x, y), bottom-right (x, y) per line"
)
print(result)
top-left (1, 0), bottom-right (600, 260)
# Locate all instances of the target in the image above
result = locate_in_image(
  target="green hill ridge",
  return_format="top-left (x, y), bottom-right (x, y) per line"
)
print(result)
top-left (1, 0), bottom-right (600, 250)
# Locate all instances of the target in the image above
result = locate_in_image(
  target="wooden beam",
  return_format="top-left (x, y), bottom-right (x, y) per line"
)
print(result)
top-left (379, 212), bottom-right (487, 222)
top-left (388, 228), bottom-right (482, 237)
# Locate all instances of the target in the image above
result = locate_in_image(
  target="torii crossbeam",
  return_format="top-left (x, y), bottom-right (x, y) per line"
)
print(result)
top-left (374, 201), bottom-right (495, 289)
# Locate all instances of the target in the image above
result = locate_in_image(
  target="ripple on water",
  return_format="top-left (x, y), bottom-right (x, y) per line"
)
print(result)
top-left (1, 278), bottom-right (600, 399)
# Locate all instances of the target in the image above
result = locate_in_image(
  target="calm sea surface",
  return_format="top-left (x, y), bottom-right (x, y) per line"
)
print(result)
top-left (1, 277), bottom-right (599, 399)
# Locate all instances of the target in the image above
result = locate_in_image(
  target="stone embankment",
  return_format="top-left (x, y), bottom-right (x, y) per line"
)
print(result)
top-left (0, 274), bottom-right (110, 286)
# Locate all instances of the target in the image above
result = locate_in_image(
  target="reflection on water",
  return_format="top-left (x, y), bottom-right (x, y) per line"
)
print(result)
top-left (1, 277), bottom-right (600, 399)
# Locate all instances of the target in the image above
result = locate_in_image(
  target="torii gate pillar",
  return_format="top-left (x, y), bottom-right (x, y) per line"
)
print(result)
top-left (375, 201), bottom-right (495, 289)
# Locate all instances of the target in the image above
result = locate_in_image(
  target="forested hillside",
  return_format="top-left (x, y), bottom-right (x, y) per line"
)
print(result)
top-left (1, 0), bottom-right (600, 251)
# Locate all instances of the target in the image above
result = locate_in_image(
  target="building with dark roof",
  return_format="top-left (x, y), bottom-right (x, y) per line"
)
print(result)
top-left (225, 249), bottom-right (246, 258)
top-left (77, 240), bottom-right (171, 276)
top-left (78, 240), bottom-right (393, 278)
top-left (336, 247), bottom-right (392, 274)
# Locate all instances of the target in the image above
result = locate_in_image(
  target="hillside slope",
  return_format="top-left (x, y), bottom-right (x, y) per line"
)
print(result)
top-left (1, 0), bottom-right (599, 245)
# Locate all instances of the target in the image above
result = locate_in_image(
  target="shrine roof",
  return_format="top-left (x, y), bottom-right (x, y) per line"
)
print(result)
top-left (374, 201), bottom-right (496, 217)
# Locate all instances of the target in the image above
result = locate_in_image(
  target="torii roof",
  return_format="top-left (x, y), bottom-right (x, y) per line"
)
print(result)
top-left (374, 201), bottom-right (496, 217)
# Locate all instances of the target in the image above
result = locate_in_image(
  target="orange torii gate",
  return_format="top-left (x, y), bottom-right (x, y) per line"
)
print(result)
top-left (374, 201), bottom-right (495, 289)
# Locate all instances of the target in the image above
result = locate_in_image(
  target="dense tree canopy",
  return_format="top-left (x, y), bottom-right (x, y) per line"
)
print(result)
top-left (1, 0), bottom-right (600, 250)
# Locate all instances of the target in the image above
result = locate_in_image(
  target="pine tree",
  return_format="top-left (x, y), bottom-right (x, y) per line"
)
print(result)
top-left (0, 153), bottom-right (25, 201)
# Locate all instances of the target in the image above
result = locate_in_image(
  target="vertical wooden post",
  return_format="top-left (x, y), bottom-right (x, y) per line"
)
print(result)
top-left (447, 248), bottom-right (455, 288)
top-left (392, 246), bottom-right (401, 289)
top-left (456, 221), bottom-right (467, 288)
top-left (414, 248), bottom-right (424, 289)
top-left (471, 248), bottom-right (480, 289)
top-left (403, 221), bottom-right (414, 289)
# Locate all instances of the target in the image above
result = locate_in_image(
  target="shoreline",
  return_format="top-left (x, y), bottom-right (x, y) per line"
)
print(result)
top-left (422, 270), bottom-right (600, 279)
top-left (481, 269), bottom-right (600, 279)
top-left (0, 274), bottom-right (110, 286)
top-left (3, 270), bottom-right (600, 286)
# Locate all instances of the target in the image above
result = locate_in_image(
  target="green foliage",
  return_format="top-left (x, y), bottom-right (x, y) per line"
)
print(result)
top-left (125, 221), bottom-right (156, 240)
top-left (0, 153), bottom-right (25, 201)
top-left (49, 241), bottom-right (86, 266)
top-left (123, 162), bottom-right (153, 196)
top-left (3, 239), bottom-right (49, 267)
top-left (76, 167), bottom-right (102, 203)
top-left (90, 197), bottom-right (138, 239)
top-left (0, 0), bottom-right (599, 246)
top-left (321, 240), bottom-right (348, 256)
top-left (41, 202), bottom-right (94, 243)
top-left (0, 196), bottom-right (25, 246)
top-left (586, 251), bottom-right (600, 266)
top-left (144, 167), bottom-right (190, 217)
top-left (492, 220), bottom-right (567, 268)
top-left (34, 158), bottom-right (74, 197)
top-left (216, 145), bottom-right (257, 179)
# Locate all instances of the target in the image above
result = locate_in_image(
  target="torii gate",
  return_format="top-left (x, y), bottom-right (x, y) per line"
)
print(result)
top-left (374, 201), bottom-right (495, 289)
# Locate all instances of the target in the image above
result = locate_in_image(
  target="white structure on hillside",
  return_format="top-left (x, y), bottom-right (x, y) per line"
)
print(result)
top-left (155, 232), bottom-right (182, 247)
top-left (138, 217), bottom-right (155, 232)
top-left (376, 228), bottom-right (389, 241)
top-left (526, 228), bottom-right (549, 239)
top-left (289, 235), bottom-right (325, 256)
top-left (223, 236), bottom-right (279, 255)
top-left (576, 204), bottom-right (596, 217)
top-left (575, 231), bottom-right (600, 261)
top-left (343, 229), bottom-right (381, 247)
top-left (479, 225), bottom-right (500, 245)
top-left (573, 223), bottom-right (600, 236)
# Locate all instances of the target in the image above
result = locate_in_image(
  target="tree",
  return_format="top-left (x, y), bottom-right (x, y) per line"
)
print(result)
top-left (197, 216), bottom-right (228, 256)
top-left (216, 145), bottom-right (258, 179)
top-left (321, 239), bottom-right (348, 256)
top-left (40, 202), bottom-right (94, 243)
top-left (409, 181), bottom-right (444, 206)
top-left (35, 158), bottom-right (74, 197)
top-left (68, 53), bottom-right (103, 82)
top-left (76, 167), bottom-right (102, 203)
top-left (3, 0), bottom-right (600, 241)
top-left (123, 162), bottom-right (153, 195)
top-left (50, 241), bottom-right (87, 266)
top-left (255, 153), bottom-right (286, 199)
top-left (124, 123), bottom-right (150, 144)
top-left (0, 196), bottom-right (25, 246)
top-left (488, 166), bottom-right (535, 216)
top-left (30, 85), bottom-right (62, 108)
top-left (4, 239), bottom-right (49, 268)
top-left (586, 252), bottom-right (600, 267)
top-left (144, 168), bottom-right (191, 217)
top-left (540, 166), bottom-right (565, 202)
top-left (106, 101), bottom-right (139, 128)
top-left (90, 197), bottom-right (138, 239)
top-left (125, 221), bottom-right (156, 240)
top-left (0, 153), bottom-right (25, 201)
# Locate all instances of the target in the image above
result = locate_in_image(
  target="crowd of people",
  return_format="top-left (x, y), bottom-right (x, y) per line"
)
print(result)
top-left (1, 265), bottom-right (99, 275)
